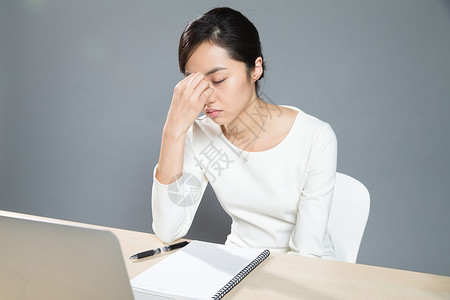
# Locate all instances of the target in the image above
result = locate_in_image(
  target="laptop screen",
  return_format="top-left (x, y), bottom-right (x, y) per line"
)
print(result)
top-left (0, 215), bottom-right (135, 300)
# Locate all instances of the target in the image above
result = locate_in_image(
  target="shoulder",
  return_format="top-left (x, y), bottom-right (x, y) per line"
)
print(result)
top-left (283, 105), bottom-right (334, 132)
top-left (281, 105), bottom-right (337, 146)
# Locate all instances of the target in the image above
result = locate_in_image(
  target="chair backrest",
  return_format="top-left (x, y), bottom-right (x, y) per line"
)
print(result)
top-left (326, 172), bottom-right (370, 263)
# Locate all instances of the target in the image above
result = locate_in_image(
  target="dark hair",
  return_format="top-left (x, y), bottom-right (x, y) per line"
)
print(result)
top-left (178, 7), bottom-right (265, 92)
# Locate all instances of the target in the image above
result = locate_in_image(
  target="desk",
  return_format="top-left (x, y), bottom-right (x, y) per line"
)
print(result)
top-left (1, 210), bottom-right (449, 300)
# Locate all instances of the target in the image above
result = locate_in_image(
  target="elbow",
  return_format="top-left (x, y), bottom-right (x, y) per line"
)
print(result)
top-left (152, 220), bottom-right (187, 244)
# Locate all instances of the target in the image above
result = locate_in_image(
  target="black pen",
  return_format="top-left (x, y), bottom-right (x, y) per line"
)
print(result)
top-left (129, 241), bottom-right (190, 260)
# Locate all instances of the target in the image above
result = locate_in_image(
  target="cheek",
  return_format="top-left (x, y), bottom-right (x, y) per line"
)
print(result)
top-left (221, 76), bottom-right (252, 100)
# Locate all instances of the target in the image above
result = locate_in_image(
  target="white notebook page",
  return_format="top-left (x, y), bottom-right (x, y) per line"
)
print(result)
top-left (130, 241), bottom-right (268, 300)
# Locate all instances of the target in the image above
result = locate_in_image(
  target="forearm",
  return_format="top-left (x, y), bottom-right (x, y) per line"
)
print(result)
top-left (151, 173), bottom-right (193, 243)
top-left (155, 124), bottom-right (187, 185)
top-left (151, 136), bottom-right (208, 243)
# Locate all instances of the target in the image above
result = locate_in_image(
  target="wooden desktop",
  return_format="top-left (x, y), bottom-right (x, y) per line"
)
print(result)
top-left (1, 210), bottom-right (448, 299)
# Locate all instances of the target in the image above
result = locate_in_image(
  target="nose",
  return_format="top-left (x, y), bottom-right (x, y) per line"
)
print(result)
top-left (205, 82), bottom-right (216, 104)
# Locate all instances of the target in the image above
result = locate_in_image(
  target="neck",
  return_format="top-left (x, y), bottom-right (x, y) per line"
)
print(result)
top-left (222, 96), bottom-right (269, 149)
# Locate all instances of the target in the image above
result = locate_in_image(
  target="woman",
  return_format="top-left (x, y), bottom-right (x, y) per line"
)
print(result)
top-left (152, 7), bottom-right (337, 258)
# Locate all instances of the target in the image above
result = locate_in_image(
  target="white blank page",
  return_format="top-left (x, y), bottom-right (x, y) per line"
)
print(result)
top-left (130, 241), bottom-right (267, 300)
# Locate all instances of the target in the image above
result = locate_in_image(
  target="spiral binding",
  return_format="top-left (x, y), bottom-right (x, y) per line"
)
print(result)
top-left (212, 249), bottom-right (270, 300)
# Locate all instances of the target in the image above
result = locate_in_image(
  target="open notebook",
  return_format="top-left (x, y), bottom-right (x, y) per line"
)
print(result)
top-left (131, 241), bottom-right (270, 300)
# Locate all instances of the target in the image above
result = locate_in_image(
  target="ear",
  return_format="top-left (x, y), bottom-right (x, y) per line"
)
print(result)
top-left (250, 57), bottom-right (263, 82)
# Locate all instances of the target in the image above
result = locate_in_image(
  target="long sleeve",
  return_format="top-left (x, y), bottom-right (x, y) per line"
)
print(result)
top-left (288, 123), bottom-right (337, 257)
top-left (151, 128), bottom-right (208, 243)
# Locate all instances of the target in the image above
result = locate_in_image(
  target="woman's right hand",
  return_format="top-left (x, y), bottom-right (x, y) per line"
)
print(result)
top-left (164, 72), bottom-right (214, 136)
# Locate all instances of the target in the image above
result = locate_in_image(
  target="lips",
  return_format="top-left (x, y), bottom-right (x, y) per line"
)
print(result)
top-left (205, 109), bottom-right (222, 119)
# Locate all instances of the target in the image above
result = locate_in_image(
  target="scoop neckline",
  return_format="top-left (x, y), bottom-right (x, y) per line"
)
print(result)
top-left (220, 105), bottom-right (301, 154)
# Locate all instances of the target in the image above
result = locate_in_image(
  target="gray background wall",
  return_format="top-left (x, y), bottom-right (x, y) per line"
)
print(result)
top-left (0, 0), bottom-right (449, 276)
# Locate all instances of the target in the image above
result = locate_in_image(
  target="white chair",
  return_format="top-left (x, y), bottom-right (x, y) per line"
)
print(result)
top-left (326, 172), bottom-right (370, 263)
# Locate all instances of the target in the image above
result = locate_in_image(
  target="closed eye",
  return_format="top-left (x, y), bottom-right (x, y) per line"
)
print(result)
top-left (212, 79), bottom-right (226, 84)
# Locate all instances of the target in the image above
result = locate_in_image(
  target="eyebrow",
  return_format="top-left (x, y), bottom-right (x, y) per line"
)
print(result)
top-left (185, 67), bottom-right (227, 77)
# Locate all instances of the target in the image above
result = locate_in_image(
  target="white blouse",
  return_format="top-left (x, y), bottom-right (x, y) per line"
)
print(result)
top-left (152, 106), bottom-right (337, 258)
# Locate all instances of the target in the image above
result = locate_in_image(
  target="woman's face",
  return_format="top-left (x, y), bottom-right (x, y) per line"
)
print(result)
top-left (184, 42), bottom-right (258, 125)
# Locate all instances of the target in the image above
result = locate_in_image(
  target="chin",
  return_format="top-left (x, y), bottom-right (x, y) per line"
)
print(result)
top-left (208, 116), bottom-right (226, 126)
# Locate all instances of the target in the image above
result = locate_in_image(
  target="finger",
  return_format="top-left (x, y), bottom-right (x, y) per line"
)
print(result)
top-left (194, 88), bottom-right (214, 111)
top-left (195, 86), bottom-right (214, 108)
top-left (175, 73), bottom-right (196, 91)
top-left (191, 79), bottom-right (210, 101)
top-left (186, 72), bottom-right (205, 89)
top-left (200, 87), bottom-right (214, 103)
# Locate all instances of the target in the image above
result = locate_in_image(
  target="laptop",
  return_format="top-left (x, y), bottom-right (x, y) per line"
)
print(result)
top-left (0, 214), bottom-right (173, 300)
